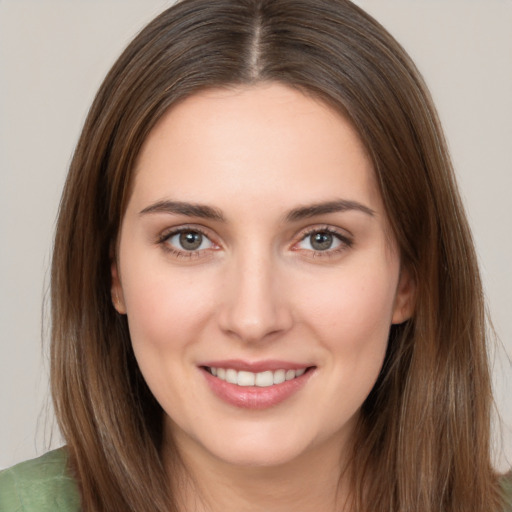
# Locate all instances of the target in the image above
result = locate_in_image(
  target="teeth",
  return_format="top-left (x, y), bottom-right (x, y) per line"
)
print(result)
top-left (273, 369), bottom-right (285, 384)
top-left (208, 367), bottom-right (308, 387)
top-left (237, 371), bottom-right (255, 386)
top-left (226, 369), bottom-right (237, 384)
top-left (255, 371), bottom-right (273, 387)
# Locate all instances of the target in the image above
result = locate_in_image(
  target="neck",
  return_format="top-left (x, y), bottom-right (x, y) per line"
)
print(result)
top-left (164, 427), bottom-right (354, 512)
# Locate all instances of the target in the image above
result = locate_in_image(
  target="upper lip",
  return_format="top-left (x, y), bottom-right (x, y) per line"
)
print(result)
top-left (199, 359), bottom-right (313, 373)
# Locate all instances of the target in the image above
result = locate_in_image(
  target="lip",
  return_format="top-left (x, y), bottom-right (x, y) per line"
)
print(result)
top-left (200, 359), bottom-right (310, 372)
top-left (199, 361), bottom-right (315, 410)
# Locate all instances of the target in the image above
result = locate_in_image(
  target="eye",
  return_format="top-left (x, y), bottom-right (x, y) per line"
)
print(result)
top-left (302, 231), bottom-right (339, 251)
top-left (295, 228), bottom-right (352, 254)
top-left (163, 228), bottom-right (215, 252)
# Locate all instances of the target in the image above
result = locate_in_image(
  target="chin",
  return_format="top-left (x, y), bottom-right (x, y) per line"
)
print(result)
top-left (210, 439), bottom-right (312, 468)
top-left (189, 420), bottom-right (333, 469)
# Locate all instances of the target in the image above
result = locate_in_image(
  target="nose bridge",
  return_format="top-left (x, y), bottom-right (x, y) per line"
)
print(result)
top-left (218, 241), bottom-right (291, 342)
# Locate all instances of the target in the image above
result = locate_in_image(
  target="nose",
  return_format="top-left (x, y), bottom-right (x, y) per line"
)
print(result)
top-left (217, 248), bottom-right (293, 344)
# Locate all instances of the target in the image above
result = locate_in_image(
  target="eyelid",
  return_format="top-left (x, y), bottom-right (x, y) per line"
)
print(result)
top-left (291, 224), bottom-right (353, 254)
top-left (156, 224), bottom-right (220, 258)
top-left (155, 223), bottom-right (353, 260)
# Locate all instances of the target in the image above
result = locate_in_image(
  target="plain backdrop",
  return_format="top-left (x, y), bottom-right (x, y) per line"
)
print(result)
top-left (1, 0), bottom-right (511, 470)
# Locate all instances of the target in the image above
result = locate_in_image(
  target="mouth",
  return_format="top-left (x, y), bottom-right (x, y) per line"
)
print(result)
top-left (203, 366), bottom-right (311, 387)
top-left (199, 362), bottom-right (315, 409)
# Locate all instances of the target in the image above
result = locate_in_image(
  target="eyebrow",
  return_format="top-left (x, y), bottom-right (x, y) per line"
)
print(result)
top-left (139, 198), bottom-right (375, 223)
top-left (284, 199), bottom-right (375, 222)
top-left (139, 200), bottom-right (225, 221)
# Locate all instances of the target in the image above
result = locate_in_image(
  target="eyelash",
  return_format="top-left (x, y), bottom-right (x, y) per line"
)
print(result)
top-left (156, 225), bottom-right (353, 260)
top-left (157, 226), bottom-right (217, 260)
top-left (293, 226), bottom-right (353, 259)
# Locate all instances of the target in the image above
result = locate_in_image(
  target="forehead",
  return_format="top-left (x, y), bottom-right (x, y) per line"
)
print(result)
top-left (129, 82), bottom-right (382, 216)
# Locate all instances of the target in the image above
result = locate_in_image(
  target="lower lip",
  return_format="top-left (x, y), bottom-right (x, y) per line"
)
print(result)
top-left (201, 368), bottom-right (314, 409)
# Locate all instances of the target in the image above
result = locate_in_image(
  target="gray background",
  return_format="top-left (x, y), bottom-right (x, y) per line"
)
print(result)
top-left (1, 0), bottom-right (511, 470)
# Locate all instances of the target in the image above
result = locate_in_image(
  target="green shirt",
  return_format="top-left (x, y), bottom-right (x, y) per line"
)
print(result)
top-left (504, 474), bottom-right (512, 512)
top-left (1, 448), bottom-right (511, 511)
top-left (0, 449), bottom-right (80, 512)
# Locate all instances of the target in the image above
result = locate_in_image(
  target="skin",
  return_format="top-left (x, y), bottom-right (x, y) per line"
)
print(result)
top-left (112, 82), bottom-right (414, 511)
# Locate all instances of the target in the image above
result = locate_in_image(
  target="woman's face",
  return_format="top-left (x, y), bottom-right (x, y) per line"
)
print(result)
top-left (113, 83), bottom-right (414, 469)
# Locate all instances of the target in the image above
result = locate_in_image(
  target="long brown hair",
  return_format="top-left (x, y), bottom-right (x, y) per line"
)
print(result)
top-left (51, 1), bottom-right (503, 510)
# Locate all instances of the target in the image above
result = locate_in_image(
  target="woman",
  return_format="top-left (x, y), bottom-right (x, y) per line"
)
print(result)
top-left (1, 0), bottom-right (510, 511)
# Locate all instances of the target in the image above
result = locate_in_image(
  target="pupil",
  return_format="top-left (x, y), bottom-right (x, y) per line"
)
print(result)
top-left (311, 232), bottom-right (332, 251)
top-left (179, 231), bottom-right (202, 250)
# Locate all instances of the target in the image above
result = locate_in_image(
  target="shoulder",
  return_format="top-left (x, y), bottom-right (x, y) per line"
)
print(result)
top-left (0, 448), bottom-right (80, 512)
top-left (502, 471), bottom-right (512, 512)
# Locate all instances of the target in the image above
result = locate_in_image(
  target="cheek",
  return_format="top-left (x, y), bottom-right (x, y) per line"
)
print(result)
top-left (120, 263), bottom-right (220, 412)
top-left (298, 269), bottom-right (396, 420)
top-left (120, 256), bottom-right (218, 356)
top-left (301, 264), bottom-right (398, 342)
top-left (295, 257), bottom-right (398, 389)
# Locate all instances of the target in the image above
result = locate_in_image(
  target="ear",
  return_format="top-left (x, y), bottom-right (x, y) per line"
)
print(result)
top-left (111, 257), bottom-right (127, 315)
top-left (391, 266), bottom-right (415, 325)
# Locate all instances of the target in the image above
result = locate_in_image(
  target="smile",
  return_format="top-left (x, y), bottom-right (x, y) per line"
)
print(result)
top-left (206, 367), bottom-right (307, 387)
top-left (201, 363), bottom-right (315, 409)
